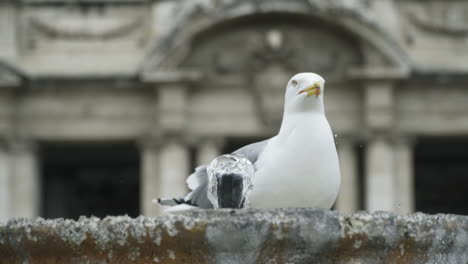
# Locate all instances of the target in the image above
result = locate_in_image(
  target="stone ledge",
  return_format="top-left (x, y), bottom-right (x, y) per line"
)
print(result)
top-left (0, 209), bottom-right (467, 263)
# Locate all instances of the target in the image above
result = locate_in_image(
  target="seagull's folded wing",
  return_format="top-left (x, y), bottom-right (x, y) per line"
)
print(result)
top-left (163, 138), bottom-right (272, 209)
top-left (184, 167), bottom-right (212, 208)
top-left (186, 165), bottom-right (208, 191)
top-left (232, 139), bottom-right (270, 164)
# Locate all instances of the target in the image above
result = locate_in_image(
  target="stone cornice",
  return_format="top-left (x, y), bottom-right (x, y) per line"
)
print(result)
top-left (138, 131), bottom-right (194, 150)
top-left (0, 136), bottom-right (38, 153)
top-left (140, 70), bottom-right (203, 85)
top-left (347, 67), bottom-right (410, 81)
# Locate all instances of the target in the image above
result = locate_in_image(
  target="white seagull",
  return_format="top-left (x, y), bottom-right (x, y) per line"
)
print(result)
top-left (159, 73), bottom-right (341, 211)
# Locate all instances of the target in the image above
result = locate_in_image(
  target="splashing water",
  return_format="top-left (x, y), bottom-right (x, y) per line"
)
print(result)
top-left (207, 154), bottom-right (255, 209)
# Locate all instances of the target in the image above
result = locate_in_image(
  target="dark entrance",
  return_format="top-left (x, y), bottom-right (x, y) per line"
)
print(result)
top-left (40, 142), bottom-right (140, 219)
top-left (414, 137), bottom-right (468, 215)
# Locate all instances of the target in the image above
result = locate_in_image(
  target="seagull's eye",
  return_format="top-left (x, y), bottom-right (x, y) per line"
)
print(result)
top-left (291, 80), bottom-right (298, 86)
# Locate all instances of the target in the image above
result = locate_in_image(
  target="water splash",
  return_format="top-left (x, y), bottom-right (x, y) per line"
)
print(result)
top-left (207, 154), bottom-right (255, 209)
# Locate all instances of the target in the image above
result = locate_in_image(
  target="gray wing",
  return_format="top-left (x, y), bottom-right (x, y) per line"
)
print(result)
top-left (232, 139), bottom-right (270, 164)
top-left (182, 139), bottom-right (271, 208)
top-left (183, 165), bottom-right (212, 208)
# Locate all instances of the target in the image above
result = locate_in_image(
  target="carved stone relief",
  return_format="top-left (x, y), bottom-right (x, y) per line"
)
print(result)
top-left (405, 2), bottom-right (468, 37)
top-left (30, 16), bottom-right (144, 41)
top-left (23, 4), bottom-right (149, 51)
top-left (399, 1), bottom-right (468, 70)
top-left (142, 0), bottom-right (406, 74)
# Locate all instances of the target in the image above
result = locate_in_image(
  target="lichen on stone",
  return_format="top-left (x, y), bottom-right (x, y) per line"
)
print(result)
top-left (0, 209), bottom-right (467, 263)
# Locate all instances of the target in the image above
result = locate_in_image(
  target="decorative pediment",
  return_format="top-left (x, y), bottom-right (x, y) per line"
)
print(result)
top-left (180, 21), bottom-right (362, 81)
top-left (140, 0), bottom-right (409, 76)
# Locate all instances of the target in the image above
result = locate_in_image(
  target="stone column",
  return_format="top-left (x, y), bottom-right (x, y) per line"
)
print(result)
top-left (196, 138), bottom-right (223, 166)
top-left (159, 138), bottom-right (190, 200)
top-left (0, 142), bottom-right (10, 222)
top-left (140, 137), bottom-right (190, 217)
top-left (157, 83), bottom-right (189, 199)
top-left (141, 82), bottom-right (190, 216)
top-left (363, 80), bottom-right (396, 212)
top-left (394, 137), bottom-right (414, 214)
top-left (365, 135), bottom-right (395, 212)
top-left (335, 137), bottom-right (358, 214)
top-left (140, 139), bottom-right (161, 216)
top-left (10, 140), bottom-right (40, 218)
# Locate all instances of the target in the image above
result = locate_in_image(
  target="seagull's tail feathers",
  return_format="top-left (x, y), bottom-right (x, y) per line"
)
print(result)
top-left (157, 198), bottom-right (187, 207)
top-left (157, 162), bottom-right (214, 211)
top-left (164, 204), bottom-right (199, 214)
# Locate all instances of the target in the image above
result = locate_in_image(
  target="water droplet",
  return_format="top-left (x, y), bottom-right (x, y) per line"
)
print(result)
top-left (334, 134), bottom-right (338, 138)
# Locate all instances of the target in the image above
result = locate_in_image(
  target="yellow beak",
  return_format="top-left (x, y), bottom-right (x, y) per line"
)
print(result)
top-left (298, 84), bottom-right (321, 97)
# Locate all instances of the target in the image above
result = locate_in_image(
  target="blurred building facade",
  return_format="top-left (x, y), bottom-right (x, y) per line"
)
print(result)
top-left (1, 0), bottom-right (468, 220)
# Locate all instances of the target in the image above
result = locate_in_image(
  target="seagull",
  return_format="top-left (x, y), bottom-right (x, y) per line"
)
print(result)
top-left (159, 73), bottom-right (341, 211)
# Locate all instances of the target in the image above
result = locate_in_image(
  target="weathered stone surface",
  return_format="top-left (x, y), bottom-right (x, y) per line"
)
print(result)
top-left (0, 209), bottom-right (467, 263)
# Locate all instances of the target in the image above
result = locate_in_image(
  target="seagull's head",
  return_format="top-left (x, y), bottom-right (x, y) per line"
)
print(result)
top-left (284, 72), bottom-right (325, 113)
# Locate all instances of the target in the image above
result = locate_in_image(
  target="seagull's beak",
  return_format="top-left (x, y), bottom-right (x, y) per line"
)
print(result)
top-left (298, 84), bottom-right (321, 97)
